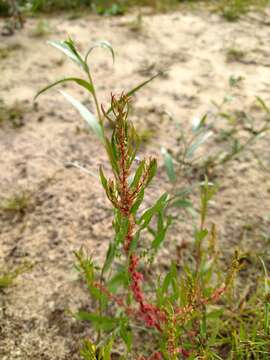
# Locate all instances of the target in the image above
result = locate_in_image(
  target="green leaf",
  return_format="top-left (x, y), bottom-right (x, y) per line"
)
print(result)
top-left (89, 286), bottom-right (108, 306)
top-left (186, 131), bottom-right (213, 159)
top-left (130, 189), bottom-right (144, 214)
top-left (200, 311), bottom-right (207, 339)
top-left (161, 147), bottom-right (176, 183)
top-left (145, 158), bottom-right (157, 187)
top-left (85, 40), bottom-right (115, 65)
top-left (48, 39), bottom-right (84, 68)
top-left (192, 113), bottom-right (207, 133)
top-left (103, 337), bottom-right (114, 360)
top-left (126, 72), bottom-right (163, 98)
top-left (162, 263), bottom-right (177, 294)
top-left (75, 312), bottom-right (118, 331)
top-left (35, 77), bottom-right (93, 100)
top-left (200, 258), bottom-right (215, 277)
top-left (207, 309), bottom-right (224, 319)
top-left (80, 340), bottom-right (97, 360)
top-left (119, 322), bottom-right (132, 353)
top-left (105, 72), bottom-right (163, 115)
top-left (0, 275), bottom-right (14, 289)
top-left (102, 243), bottom-right (116, 274)
top-left (195, 229), bottom-right (208, 248)
top-left (139, 193), bottom-right (169, 229)
top-left (128, 230), bottom-right (140, 253)
top-left (170, 198), bottom-right (192, 209)
top-left (151, 213), bottom-right (172, 250)
top-left (256, 96), bottom-right (270, 119)
top-left (105, 137), bottom-right (119, 174)
top-left (107, 270), bottom-right (128, 293)
top-left (115, 216), bottom-right (129, 245)
top-left (59, 90), bottom-right (104, 141)
top-left (130, 160), bottom-right (145, 190)
top-left (99, 166), bottom-right (108, 192)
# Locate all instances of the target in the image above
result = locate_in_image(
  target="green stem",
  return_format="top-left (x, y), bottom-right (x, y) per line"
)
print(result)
top-left (97, 266), bottom-right (105, 344)
top-left (86, 69), bottom-right (103, 127)
top-left (264, 303), bottom-right (269, 335)
top-left (87, 66), bottom-right (104, 344)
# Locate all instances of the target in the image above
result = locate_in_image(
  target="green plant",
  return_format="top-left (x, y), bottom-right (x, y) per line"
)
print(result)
top-left (0, 99), bottom-right (28, 128)
top-left (226, 48), bottom-right (246, 63)
top-left (0, 0), bottom-right (24, 33)
top-left (91, 1), bottom-right (126, 16)
top-left (0, 0), bottom-right (10, 15)
top-left (219, 0), bottom-right (269, 21)
top-left (126, 12), bottom-right (144, 33)
top-left (28, 0), bottom-right (91, 13)
top-left (31, 18), bottom-right (51, 37)
top-left (0, 262), bottom-right (32, 289)
top-left (73, 100), bottom-right (241, 358)
top-left (0, 191), bottom-right (32, 214)
top-left (35, 38), bottom-right (270, 359)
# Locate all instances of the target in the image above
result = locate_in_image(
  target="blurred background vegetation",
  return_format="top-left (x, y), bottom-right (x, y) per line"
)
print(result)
top-left (0, 0), bottom-right (269, 19)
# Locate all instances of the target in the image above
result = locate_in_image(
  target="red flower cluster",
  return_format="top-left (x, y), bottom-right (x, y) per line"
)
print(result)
top-left (129, 254), bottom-right (165, 331)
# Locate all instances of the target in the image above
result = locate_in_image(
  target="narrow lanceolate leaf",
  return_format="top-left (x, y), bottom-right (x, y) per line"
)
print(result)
top-left (105, 137), bottom-right (119, 174)
top-left (119, 323), bottom-right (132, 353)
top-left (186, 131), bottom-right (213, 159)
top-left (59, 90), bottom-right (104, 142)
top-left (105, 72), bottom-right (164, 115)
top-left (192, 113), bottom-right (207, 133)
top-left (256, 96), bottom-right (270, 119)
top-left (85, 40), bottom-right (115, 64)
top-left (126, 72), bottom-right (164, 98)
top-left (102, 242), bottom-right (116, 274)
top-left (130, 189), bottom-right (144, 214)
top-left (170, 198), bottom-right (192, 209)
top-left (130, 160), bottom-right (145, 190)
top-left (139, 193), bottom-right (169, 228)
top-left (145, 158), bottom-right (157, 187)
top-left (34, 77), bottom-right (94, 100)
top-left (75, 312), bottom-right (118, 331)
top-left (161, 147), bottom-right (176, 183)
top-left (151, 214), bottom-right (172, 250)
top-left (162, 263), bottom-right (177, 294)
top-left (48, 40), bottom-right (85, 68)
top-left (99, 166), bottom-right (108, 192)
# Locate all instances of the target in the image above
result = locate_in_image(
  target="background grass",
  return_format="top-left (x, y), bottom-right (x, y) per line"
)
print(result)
top-left (0, 0), bottom-right (269, 16)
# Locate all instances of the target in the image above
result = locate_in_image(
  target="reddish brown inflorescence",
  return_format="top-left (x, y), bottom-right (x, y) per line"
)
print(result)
top-left (96, 94), bottom-right (228, 359)
top-left (108, 95), bottom-right (166, 332)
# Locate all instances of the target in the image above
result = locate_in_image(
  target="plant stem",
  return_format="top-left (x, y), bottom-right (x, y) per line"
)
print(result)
top-left (86, 70), bottom-right (103, 126)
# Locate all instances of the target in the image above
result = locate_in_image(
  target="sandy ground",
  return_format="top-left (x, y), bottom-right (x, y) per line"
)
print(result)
top-left (1, 5), bottom-right (270, 359)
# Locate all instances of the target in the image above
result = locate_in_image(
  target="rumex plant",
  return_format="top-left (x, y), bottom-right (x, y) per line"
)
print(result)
top-left (74, 95), bottom-right (240, 359)
top-left (36, 39), bottom-right (270, 359)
